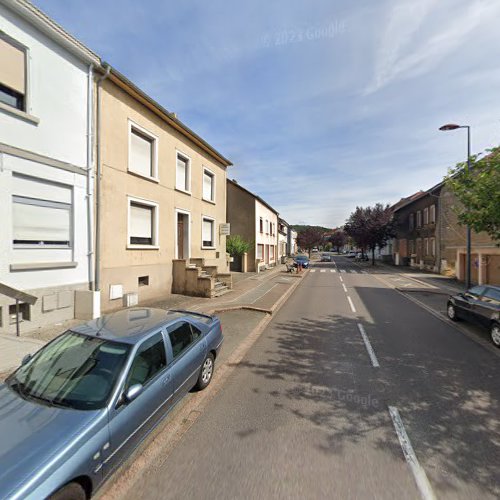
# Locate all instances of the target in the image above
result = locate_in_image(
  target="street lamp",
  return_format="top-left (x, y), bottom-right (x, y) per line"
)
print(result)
top-left (439, 123), bottom-right (472, 289)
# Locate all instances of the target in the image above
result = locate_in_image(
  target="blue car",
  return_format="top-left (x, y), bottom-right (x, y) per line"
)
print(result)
top-left (0, 308), bottom-right (223, 500)
top-left (293, 255), bottom-right (310, 269)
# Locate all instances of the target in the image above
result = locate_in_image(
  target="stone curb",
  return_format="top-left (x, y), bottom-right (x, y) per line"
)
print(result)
top-left (395, 287), bottom-right (450, 295)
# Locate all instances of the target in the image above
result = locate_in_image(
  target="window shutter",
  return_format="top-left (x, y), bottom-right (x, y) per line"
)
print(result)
top-left (130, 204), bottom-right (153, 240)
top-left (130, 130), bottom-right (153, 177)
top-left (176, 156), bottom-right (188, 190)
top-left (0, 38), bottom-right (25, 94)
top-left (203, 172), bottom-right (213, 200)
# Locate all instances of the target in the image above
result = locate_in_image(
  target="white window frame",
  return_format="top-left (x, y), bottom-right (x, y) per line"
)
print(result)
top-left (127, 196), bottom-right (159, 249)
top-left (128, 120), bottom-right (158, 181)
top-left (430, 237), bottom-right (436, 256)
top-left (430, 204), bottom-right (436, 224)
top-left (423, 207), bottom-right (429, 225)
top-left (416, 211), bottom-right (422, 228)
top-left (175, 150), bottom-right (191, 194)
top-left (202, 167), bottom-right (216, 203)
top-left (201, 215), bottom-right (216, 249)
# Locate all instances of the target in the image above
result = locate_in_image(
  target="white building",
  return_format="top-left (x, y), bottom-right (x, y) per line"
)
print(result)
top-left (278, 218), bottom-right (288, 262)
top-left (0, 0), bottom-right (99, 333)
top-left (288, 228), bottom-right (298, 255)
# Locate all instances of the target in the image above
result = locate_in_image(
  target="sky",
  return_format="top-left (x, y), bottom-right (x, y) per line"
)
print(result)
top-left (34, 0), bottom-right (500, 227)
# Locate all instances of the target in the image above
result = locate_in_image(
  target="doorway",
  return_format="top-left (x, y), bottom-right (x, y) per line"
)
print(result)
top-left (176, 211), bottom-right (190, 260)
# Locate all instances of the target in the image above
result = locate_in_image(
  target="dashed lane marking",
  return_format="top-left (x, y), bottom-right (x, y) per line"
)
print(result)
top-left (331, 269), bottom-right (337, 273)
top-left (310, 269), bottom-right (316, 273)
top-left (347, 296), bottom-right (357, 313)
top-left (320, 270), bottom-right (326, 273)
top-left (340, 269), bottom-right (346, 273)
top-left (357, 323), bottom-right (379, 368)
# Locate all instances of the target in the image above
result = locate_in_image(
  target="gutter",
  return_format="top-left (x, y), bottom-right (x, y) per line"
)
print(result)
top-left (94, 64), bottom-right (111, 292)
top-left (86, 64), bottom-right (95, 290)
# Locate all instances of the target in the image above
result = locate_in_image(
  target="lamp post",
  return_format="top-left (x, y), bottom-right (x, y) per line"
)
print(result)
top-left (439, 123), bottom-right (472, 289)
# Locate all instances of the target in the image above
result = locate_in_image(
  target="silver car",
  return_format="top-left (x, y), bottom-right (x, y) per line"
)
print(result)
top-left (0, 308), bottom-right (223, 500)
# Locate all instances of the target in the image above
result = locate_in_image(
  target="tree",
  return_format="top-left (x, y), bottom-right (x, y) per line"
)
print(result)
top-left (329, 230), bottom-right (347, 252)
top-left (446, 147), bottom-right (500, 243)
top-left (344, 204), bottom-right (395, 265)
top-left (226, 235), bottom-right (252, 256)
top-left (297, 227), bottom-right (324, 256)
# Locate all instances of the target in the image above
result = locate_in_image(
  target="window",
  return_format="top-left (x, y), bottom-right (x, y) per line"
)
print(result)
top-left (257, 244), bottom-right (264, 260)
top-left (0, 35), bottom-right (26, 111)
top-left (138, 276), bottom-right (149, 287)
top-left (128, 199), bottom-right (158, 247)
top-left (9, 303), bottom-right (30, 325)
top-left (424, 238), bottom-right (429, 256)
top-left (126, 333), bottom-right (166, 389)
top-left (409, 240), bottom-right (415, 255)
top-left (430, 204), bottom-right (436, 224)
top-left (416, 211), bottom-right (422, 227)
top-left (270, 245), bottom-right (275, 261)
top-left (423, 207), bottom-right (429, 225)
top-left (409, 213), bottom-right (414, 231)
top-left (202, 168), bottom-right (215, 202)
top-left (430, 238), bottom-right (436, 256)
top-left (482, 287), bottom-right (500, 303)
top-left (176, 153), bottom-right (190, 192)
top-left (168, 321), bottom-right (197, 359)
top-left (467, 286), bottom-right (485, 297)
top-left (202, 217), bottom-right (215, 248)
top-left (129, 125), bottom-right (156, 179)
top-left (265, 220), bottom-right (269, 234)
top-left (259, 218), bottom-right (263, 233)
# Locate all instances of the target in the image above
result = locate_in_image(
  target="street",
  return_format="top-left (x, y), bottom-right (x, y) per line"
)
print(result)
top-left (119, 256), bottom-right (500, 500)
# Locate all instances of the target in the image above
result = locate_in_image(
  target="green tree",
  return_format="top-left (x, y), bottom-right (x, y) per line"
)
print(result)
top-left (446, 147), bottom-right (500, 243)
top-left (226, 235), bottom-right (252, 256)
top-left (297, 227), bottom-right (324, 256)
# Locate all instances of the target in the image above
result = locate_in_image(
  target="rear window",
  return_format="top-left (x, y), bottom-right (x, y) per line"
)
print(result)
top-left (482, 288), bottom-right (500, 303)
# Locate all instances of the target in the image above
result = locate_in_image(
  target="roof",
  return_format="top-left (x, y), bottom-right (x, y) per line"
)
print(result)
top-left (71, 308), bottom-right (211, 344)
top-left (2, 0), bottom-right (99, 64)
top-left (106, 65), bottom-right (232, 168)
top-left (227, 179), bottom-right (279, 215)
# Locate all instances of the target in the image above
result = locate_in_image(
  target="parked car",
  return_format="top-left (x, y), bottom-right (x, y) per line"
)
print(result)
top-left (346, 251), bottom-right (357, 258)
top-left (447, 285), bottom-right (500, 346)
top-left (0, 308), bottom-right (223, 500)
top-left (355, 252), bottom-right (369, 261)
top-left (312, 247), bottom-right (319, 253)
top-left (293, 255), bottom-right (310, 269)
top-left (320, 253), bottom-right (332, 262)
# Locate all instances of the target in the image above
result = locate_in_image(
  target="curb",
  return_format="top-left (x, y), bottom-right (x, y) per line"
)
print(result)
top-left (98, 261), bottom-right (305, 499)
top-left (395, 287), bottom-right (449, 296)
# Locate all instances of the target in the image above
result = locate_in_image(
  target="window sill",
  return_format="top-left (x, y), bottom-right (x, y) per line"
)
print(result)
top-left (0, 102), bottom-right (40, 125)
top-left (10, 261), bottom-right (77, 271)
top-left (127, 245), bottom-right (160, 250)
top-left (128, 170), bottom-right (159, 183)
top-left (202, 198), bottom-right (216, 205)
top-left (201, 246), bottom-right (216, 250)
top-left (175, 188), bottom-right (192, 196)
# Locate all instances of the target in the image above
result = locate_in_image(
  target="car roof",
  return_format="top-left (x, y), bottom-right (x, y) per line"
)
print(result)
top-left (71, 308), bottom-right (207, 344)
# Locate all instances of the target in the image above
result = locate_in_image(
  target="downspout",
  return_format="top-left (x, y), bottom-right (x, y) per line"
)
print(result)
top-left (95, 64), bottom-right (111, 292)
top-left (86, 64), bottom-right (94, 290)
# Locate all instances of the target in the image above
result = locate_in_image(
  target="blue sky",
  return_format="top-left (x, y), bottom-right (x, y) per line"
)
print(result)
top-left (35, 0), bottom-right (500, 227)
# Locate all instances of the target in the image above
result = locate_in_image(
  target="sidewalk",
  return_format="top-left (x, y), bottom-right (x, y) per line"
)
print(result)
top-left (0, 264), bottom-right (306, 379)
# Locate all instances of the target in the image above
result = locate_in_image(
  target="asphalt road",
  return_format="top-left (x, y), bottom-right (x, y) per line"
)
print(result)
top-left (125, 256), bottom-right (500, 500)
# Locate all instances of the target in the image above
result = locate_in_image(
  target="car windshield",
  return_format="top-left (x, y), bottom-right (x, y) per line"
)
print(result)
top-left (295, 256), bottom-right (308, 261)
top-left (6, 331), bottom-right (130, 411)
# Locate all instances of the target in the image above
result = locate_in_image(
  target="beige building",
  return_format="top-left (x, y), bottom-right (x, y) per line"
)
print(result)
top-left (97, 67), bottom-right (232, 311)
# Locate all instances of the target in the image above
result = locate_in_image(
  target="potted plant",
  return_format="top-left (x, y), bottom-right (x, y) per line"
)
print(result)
top-left (226, 235), bottom-right (252, 271)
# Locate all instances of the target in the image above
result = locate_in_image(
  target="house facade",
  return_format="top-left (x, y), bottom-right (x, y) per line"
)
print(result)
top-left (393, 184), bottom-right (442, 272)
top-left (97, 68), bottom-right (232, 311)
top-left (278, 218), bottom-right (289, 263)
top-left (439, 184), bottom-right (500, 285)
top-left (227, 179), bottom-right (279, 272)
top-left (288, 228), bottom-right (298, 255)
top-left (0, 0), bottom-right (99, 333)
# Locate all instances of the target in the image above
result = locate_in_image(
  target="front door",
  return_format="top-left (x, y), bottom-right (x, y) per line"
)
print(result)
top-left (177, 213), bottom-right (185, 259)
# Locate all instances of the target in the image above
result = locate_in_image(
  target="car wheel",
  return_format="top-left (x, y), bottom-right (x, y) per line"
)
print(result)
top-left (49, 482), bottom-right (86, 500)
top-left (490, 323), bottom-right (500, 348)
top-left (195, 353), bottom-right (215, 391)
top-left (447, 303), bottom-right (459, 321)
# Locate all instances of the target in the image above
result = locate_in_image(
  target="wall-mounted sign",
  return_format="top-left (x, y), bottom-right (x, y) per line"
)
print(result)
top-left (219, 223), bottom-right (230, 235)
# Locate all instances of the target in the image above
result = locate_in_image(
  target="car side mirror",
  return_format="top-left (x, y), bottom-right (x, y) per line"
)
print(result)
top-left (124, 384), bottom-right (143, 403)
top-left (21, 354), bottom-right (32, 366)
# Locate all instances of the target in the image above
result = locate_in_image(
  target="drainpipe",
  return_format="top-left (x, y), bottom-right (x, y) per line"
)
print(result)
top-left (86, 64), bottom-right (95, 290)
top-left (95, 63), bottom-right (111, 292)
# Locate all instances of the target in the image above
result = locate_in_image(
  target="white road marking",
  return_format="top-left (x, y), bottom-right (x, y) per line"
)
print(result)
top-left (350, 270), bottom-right (357, 274)
top-left (320, 270), bottom-right (326, 273)
top-left (357, 323), bottom-right (379, 368)
top-left (331, 269), bottom-right (336, 273)
top-left (340, 269), bottom-right (346, 273)
top-left (339, 276), bottom-right (343, 282)
top-left (250, 283), bottom-right (279, 304)
top-left (310, 269), bottom-right (316, 273)
top-left (388, 406), bottom-right (436, 500)
top-left (342, 284), bottom-right (348, 293)
top-left (347, 296), bottom-right (357, 313)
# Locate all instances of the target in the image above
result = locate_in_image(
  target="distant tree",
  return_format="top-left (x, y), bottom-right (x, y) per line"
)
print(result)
top-left (329, 230), bottom-right (347, 252)
top-left (345, 204), bottom-right (395, 265)
top-left (445, 147), bottom-right (500, 243)
top-left (297, 227), bottom-right (324, 257)
top-left (226, 235), bottom-right (252, 256)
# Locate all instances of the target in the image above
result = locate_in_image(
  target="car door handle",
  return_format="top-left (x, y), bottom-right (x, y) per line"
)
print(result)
top-left (163, 374), bottom-right (171, 385)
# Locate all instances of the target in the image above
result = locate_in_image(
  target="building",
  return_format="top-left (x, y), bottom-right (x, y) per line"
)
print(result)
top-left (226, 179), bottom-right (279, 272)
top-left (278, 218), bottom-right (289, 263)
top-left (288, 228), bottom-right (298, 255)
top-left (97, 67), bottom-right (232, 310)
top-left (0, 0), bottom-right (100, 333)
top-left (440, 183), bottom-right (500, 285)
top-left (392, 184), bottom-right (442, 272)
